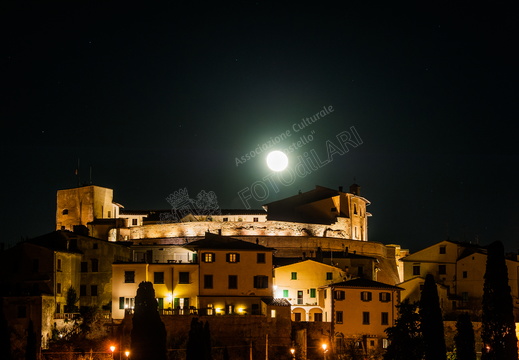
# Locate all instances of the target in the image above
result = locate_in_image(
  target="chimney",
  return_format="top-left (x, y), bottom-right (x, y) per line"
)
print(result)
top-left (339, 186), bottom-right (343, 192)
top-left (349, 183), bottom-right (360, 196)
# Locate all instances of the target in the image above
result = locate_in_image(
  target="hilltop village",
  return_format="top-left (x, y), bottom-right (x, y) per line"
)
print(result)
top-left (1, 183), bottom-right (518, 359)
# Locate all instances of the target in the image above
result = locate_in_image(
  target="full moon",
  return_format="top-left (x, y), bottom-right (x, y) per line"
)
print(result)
top-left (266, 151), bottom-right (288, 172)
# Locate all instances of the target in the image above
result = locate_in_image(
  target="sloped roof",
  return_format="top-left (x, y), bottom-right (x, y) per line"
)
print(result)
top-left (262, 297), bottom-right (291, 306)
top-left (330, 278), bottom-right (403, 290)
top-left (184, 232), bottom-right (274, 251)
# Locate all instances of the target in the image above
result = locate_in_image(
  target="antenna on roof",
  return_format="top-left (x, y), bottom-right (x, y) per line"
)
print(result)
top-left (89, 165), bottom-right (93, 185)
top-left (76, 158), bottom-right (81, 187)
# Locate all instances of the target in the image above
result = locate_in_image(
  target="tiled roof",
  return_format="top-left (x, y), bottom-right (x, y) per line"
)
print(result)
top-left (330, 278), bottom-right (403, 290)
top-left (184, 232), bottom-right (274, 251)
top-left (262, 297), bottom-right (291, 306)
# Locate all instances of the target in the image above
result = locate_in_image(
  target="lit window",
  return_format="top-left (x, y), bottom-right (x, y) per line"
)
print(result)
top-left (226, 253), bottom-right (240, 263)
top-left (271, 310), bottom-right (276, 318)
top-left (203, 253), bottom-right (215, 263)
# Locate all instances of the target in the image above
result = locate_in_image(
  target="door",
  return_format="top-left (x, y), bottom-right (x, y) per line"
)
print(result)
top-left (297, 290), bottom-right (303, 305)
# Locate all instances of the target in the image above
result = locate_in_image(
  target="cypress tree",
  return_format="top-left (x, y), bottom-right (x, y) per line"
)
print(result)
top-left (130, 282), bottom-right (167, 360)
top-left (25, 320), bottom-right (37, 360)
top-left (455, 312), bottom-right (476, 360)
top-left (383, 299), bottom-right (423, 360)
top-left (419, 273), bottom-right (446, 360)
top-left (0, 302), bottom-right (12, 360)
top-left (481, 241), bottom-right (518, 360)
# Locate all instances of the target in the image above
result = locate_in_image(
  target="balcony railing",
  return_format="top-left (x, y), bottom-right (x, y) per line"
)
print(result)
top-left (54, 313), bottom-right (80, 320)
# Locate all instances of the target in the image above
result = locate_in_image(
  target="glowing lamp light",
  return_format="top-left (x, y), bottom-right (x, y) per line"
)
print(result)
top-left (321, 343), bottom-right (327, 351)
top-left (266, 151), bottom-right (288, 172)
top-left (125, 350), bottom-right (130, 358)
top-left (110, 345), bottom-right (116, 352)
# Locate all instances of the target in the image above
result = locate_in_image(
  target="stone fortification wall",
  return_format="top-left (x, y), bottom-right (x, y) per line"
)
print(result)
top-left (128, 218), bottom-right (353, 240)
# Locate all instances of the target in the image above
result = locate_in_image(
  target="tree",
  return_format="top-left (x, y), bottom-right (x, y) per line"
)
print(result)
top-left (455, 312), bottom-right (476, 360)
top-left (383, 299), bottom-right (423, 360)
top-left (65, 286), bottom-right (79, 313)
top-left (0, 303), bottom-right (12, 360)
top-left (25, 320), bottom-right (37, 360)
top-left (419, 274), bottom-right (447, 360)
top-left (130, 282), bottom-right (167, 360)
top-left (481, 241), bottom-right (518, 360)
top-left (186, 317), bottom-right (211, 360)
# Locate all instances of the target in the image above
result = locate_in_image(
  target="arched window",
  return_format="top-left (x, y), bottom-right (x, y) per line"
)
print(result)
top-left (62, 209), bottom-right (68, 215)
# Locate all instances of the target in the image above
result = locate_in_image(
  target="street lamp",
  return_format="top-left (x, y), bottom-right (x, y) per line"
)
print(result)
top-left (109, 345), bottom-right (115, 360)
top-left (125, 350), bottom-right (130, 359)
top-left (321, 343), bottom-right (328, 360)
top-left (290, 348), bottom-right (295, 359)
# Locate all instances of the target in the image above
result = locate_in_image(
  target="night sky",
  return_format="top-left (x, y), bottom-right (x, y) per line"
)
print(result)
top-left (2, 1), bottom-right (518, 253)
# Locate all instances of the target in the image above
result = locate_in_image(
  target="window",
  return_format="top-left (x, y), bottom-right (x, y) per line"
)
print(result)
top-left (326, 272), bottom-right (333, 280)
top-left (223, 217), bottom-right (228, 222)
top-left (17, 305), bottom-right (27, 318)
top-left (381, 312), bottom-right (389, 325)
top-left (81, 262), bottom-right (88, 272)
top-left (124, 271), bottom-right (135, 283)
top-left (283, 289), bottom-right (289, 298)
top-left (412, 264), bottom-right (420, 276)
top-left (439, 245), bottom-right (446, 254)
top-left (91, 285), bottom-right (98, 296)
top-left (291, 272), bottom-right (297, 280)
top-left (253, 217), bottom-right (259, 222)
top-left (463, 271), bottom-right (468, 279)
top-left (93, 243), bottom-right (98, 249)
top-left (382, 339), bottom-right (389, 349)
top-left (119, 297), bottom-right (135, 309)
top-left (32, 259), bottom-right (39, 272)
top-left (253, 275), bottom-right (268, 289)
top-left (314, 313), bottom-right (323, 322)
top-left (361, 291), bottom-right (372, 302)
top-left (439, 264), bottom-right (446, 275)
top-left (257, 253), bottom-right (266, 263)
top-left (179, 272), bottom-right (189, 284)
top-left (132, 218), bottom-right (138, 226)
top-left (226, 253), bottom-right (240, 263)
top-left (228, 275), bottom-right (238, 289)
top-left (107, 210), bottom-right (111, 218)
top-left (154, 272), bottom-right (165, 284)
top-left (80, 285), bottom-right (87, 296)
top-left (336, 311), bottom-right (343, 324)
top-left (204, 275), bottom-right (213, 289)
top-left (203, 253), bottom-right (215, 263)
top-left (354, 203), bottom-right (357, 214)
top-left (310, 288), bottom-right (316, 298)
top-left (379, 292), bottom-right (391, 302)
top-left (294, 313), bottom-right (302, 322)
top-left (57, 283), bottom-right (62, 294)
top-left (362, 312), bottom-right (370, 325)
top-left (57, 258), bottom-right (62, 271)
top-left (334, 290), bottom-right (345, 300)
top-left (91, 259), bottom-right (99, 272)
top-left (62, 209), bottom-right (69, 215)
